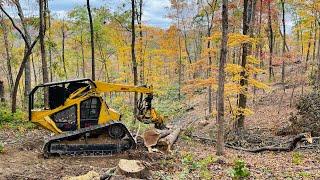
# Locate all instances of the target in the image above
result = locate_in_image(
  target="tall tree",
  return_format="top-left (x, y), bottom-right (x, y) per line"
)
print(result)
top-left (61, 20), bottom-right (68, 79)
top-left (0, 15), bottom-right (14, 92)
top-left (216, 0), bottom-right (228, 156)
top-left (47, 1), bottom-right (53, 81)
top-left (202, 0), bottom-right (218, 115)
top-left (39, 0), bottom-right (49, 107)
top-left (267, 0), bottom-right (274, 81)
top-left (87, 0), bottom-right (95, 80)
top-left (131, 0), bottom-right (138, 119)
top-left (281, 0), bottom-right (287, 84)
top-left (0, 4), bottom-right (40, 113)
top-left (137, 0), bottom-right (144, 84)
top-left (14, 0), bottom-right (32, 108)
top-left (236, 0), bottom-right (249, 130)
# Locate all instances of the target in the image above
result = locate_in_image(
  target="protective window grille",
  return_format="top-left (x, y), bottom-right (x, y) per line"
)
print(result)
top-left (80, 97), bottom-right (101, 120)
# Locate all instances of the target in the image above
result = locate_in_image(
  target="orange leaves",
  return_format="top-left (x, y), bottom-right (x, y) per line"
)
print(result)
top-left (182, 78), bottom-right (216, 94)
top-left (207, 33), bottom-right (257, 48)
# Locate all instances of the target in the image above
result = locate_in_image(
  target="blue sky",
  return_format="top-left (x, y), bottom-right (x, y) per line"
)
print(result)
top-left (47, 0), bottom-right (172, 28)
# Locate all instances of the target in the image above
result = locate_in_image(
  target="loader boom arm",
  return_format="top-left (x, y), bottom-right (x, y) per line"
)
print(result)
top-left (94, 81), bottom-right (153, 94)
top-left (93, 81), bottom-right (164, 128)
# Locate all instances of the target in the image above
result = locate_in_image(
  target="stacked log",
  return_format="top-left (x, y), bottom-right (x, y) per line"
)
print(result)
top-left (142, 127), bottom-right (181, 152)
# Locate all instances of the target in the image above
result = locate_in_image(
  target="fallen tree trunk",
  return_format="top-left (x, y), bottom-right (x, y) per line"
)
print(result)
top-left (143, 128), bottom-right (173, 148)
top-left (157, 128), bottom-right (181, 152)
top-left (188, 132), bottom-right (312, 153)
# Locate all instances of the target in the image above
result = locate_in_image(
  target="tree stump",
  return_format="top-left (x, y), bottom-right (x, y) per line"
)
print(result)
top-left (116, 159), bottom-right (150, 179)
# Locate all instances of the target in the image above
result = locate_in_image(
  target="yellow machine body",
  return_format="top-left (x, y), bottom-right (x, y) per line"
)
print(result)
top-left (30, 80), bottom-right (164, 134)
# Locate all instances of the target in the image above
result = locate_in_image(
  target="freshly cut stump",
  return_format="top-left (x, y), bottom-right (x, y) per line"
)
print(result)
top-left (117, 159), bottom-right (149, 179)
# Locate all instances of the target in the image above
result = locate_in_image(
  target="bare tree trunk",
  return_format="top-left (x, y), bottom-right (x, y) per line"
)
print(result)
top-left (61, 21), bottom-right (68, 79)
top-left (281, 0), bottom-right (286, 84)
top-left (97, 38), bottom-right (110, 82)
top-left (178, 28), bottom-right (182, 101)
top-left (216, 0), bottom-right (228, 156)
top-left (31, 55), bottom-right (37, 85)
top-left (306, 27), bottom-right (312, 71)
top-left (312, 21), bottom-right (317, 66)
top-left (182, 25), bottom-right (192, 64)
top-left (236, 0), bottom-right (250, 130)
top-left (137, 0), bottom-right (144, 84)
top-left (87, 0), bottom-right (95, 81)
top-left (131, 0), bottom-right (138, 121)
top-left (39, 0), bottom-right (49, 108)
top-left (203, 0), bottom-right (218, 115)
top-left (1, 15), bottom-right (14, 92)
top-left (80, 32), bottom-right (86, 78)
top-left (48, 2), bottom-right (53, 82)
top-left (0, 81), bottom-right (4, 102)
top-left (268, 0), bottom-right (274, 81)
top-left (0, 3), bottom-right (40, 113)
top-left (15, 0), bottom-right (32, 108)
top-left (317, 22), bottom-right (320, 88)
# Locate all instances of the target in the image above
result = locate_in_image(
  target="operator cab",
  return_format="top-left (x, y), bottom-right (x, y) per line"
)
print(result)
top-left (29, 79), bottom-right (100, 131)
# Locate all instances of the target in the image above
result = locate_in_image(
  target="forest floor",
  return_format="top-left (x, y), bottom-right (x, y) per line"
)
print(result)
top-left (0, 82), bottom-right (320, 179)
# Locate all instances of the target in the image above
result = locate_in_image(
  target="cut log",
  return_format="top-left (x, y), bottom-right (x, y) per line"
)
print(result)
top-left (157, 128), bottom-right (181, 152)
top-left (143, 128), bottom-right (172, 148)
top-left (116, 159), bottom-right (150, 179)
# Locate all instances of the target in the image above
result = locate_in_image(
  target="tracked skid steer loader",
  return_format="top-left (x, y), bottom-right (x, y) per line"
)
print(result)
top-left (29, 79), bottom-right (164, 157)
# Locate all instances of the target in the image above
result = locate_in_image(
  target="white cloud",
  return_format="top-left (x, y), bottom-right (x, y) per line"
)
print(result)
top-left (143, 0), bottom-right (172, 28)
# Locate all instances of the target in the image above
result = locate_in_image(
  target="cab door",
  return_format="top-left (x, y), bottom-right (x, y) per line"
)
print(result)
top-left (80, 97), bottom-right (101, 128)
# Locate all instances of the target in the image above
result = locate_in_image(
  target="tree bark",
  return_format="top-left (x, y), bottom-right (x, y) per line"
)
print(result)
top-left (0, 81), bottom-right (4, 102)
top-left (158, 128), bottom-right (181, 152)
top-left (0, 16), bottom-right (14, 92)
top-left (216, 0), bottom-right (228, 156)
top-left (203, 0), bottom-right (218, 115)
top-left (236, 0), bottom-right (250, 129)
top-left (39, 0), bottom-right (49, 108)
top-left (80, 32), bottom-right (86, 78)
top-left (137, 0), bottom-right (144, 84)
top-left (61, 21), bottom-right (68, 79)
top-left (15, 0), bottom-right (32, 108)
top-left (131, 0), bottom-right (138, 122)
top-left (317, 22), bottom-right (320, 88)
top-left (312, 21), bottom-right (317, 66)
top-left (87, 0), bottom-right (95, 81)
top-left (281, 0), bottom-right (287, 84)
top-left (268, 0), bottom-right (274, 81)
top-left (143, 128), bottom-right (173, 148)
top-left (48, 1), bottom-right (53, 82)
top-left (0, 3), bottom-right (40, 113)
top-left (306, 30), bottom-right (312, 71)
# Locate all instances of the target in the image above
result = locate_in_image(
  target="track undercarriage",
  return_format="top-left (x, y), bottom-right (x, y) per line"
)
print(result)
top-left (43, 122), bottom-right (136, 157)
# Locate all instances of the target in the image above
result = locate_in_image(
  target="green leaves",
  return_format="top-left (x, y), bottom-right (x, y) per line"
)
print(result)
top-left (228, 159), bottom-right (251, 179)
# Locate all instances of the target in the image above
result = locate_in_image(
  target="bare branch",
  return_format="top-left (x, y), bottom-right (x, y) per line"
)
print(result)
top-left (0, 4), bottom-right (29, 46)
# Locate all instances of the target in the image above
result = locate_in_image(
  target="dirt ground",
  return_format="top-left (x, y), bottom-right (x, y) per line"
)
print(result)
top-left (1, 84), bottom-right (320, 179)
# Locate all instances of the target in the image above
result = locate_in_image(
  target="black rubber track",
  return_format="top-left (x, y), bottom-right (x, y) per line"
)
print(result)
top-left (43, 121), bottom-right (136, 157)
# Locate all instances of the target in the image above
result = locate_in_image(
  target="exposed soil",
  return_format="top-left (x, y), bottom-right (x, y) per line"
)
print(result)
top-left (1, 84), bottom-right (320, 179)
